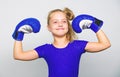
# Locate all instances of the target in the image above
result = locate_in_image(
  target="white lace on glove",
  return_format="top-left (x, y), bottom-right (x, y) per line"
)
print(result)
top-left (18, 25), bottom-right (33, 34)
top-left (79, 20), bottom-right (93, 29)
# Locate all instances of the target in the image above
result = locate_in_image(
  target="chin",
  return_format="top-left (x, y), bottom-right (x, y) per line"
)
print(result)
top-left (53, 33), bottom-right (67, 37)
top-left (52, 30), bottom-right (68, 37)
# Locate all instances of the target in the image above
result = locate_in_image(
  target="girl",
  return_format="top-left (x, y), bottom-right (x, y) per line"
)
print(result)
top-left (13, 8), bottom-right (111, 77)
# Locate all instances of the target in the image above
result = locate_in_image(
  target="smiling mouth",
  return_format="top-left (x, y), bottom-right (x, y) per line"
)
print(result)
top-left (56, 28), bottom-right (64, 30)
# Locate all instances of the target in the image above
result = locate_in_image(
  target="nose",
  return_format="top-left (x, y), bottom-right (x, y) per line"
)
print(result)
top-left (58, 22), bottom-right (63, 27)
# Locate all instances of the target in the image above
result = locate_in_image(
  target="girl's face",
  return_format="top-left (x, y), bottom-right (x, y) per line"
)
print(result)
top-left (48, 11), bottom-right (68, 37)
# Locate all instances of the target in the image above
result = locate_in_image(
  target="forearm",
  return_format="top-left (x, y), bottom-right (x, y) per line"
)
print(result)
top-left (13, 41), bottom-right (24, 59)
top-left (96, 30), bottom-right (111, 47)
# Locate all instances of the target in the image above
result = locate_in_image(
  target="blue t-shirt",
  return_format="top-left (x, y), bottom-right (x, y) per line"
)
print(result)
top-left (34, 40), bottom-right (88, 77)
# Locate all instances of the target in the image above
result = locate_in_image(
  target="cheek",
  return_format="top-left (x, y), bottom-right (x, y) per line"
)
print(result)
top-left (66, 25), bottom-right (70, 32)
top-left (47, 25), bottom-right (52, 32)
top-left (65, 25), bottom-right (69, 30)
top-left (48, 25), bottom-right (56, 32)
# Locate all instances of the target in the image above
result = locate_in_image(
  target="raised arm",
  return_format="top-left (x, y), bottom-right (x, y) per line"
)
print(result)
top-left (72, 14), bottom-right (111, 52)
top-left (12, 18), bottom-right (41, 61)
top-left (85, 30), bottom-right (111, 52)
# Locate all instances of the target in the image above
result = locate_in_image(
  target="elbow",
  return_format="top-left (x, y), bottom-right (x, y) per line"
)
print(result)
top-left (14, 57), bottom-right (19, 60)
top-left (14, 55), bottom-right (25, 61)
top-left (13, 52), bottom-right (23, 60)
top-left (13, 55), bottom-right (21, 60)
top-left (106, 42), bottom-right (111, 49)
top-left (102, 42), bottom-right (111, 50)
top-left (108, 43), bottom-right (111, 48)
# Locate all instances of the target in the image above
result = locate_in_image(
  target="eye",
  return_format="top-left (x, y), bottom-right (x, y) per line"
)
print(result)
top-left (53, 21), bottom-right (57, 24)
top-left (63, 20), bottom-right (67, 23)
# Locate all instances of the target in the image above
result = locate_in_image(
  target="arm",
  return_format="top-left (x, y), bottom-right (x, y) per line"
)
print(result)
top-left (85, 30), bottom-right (111, 52)
top-left (12, 18), bottom-right (41, 61)
top-left (13, 41), bottom-right (39, 61)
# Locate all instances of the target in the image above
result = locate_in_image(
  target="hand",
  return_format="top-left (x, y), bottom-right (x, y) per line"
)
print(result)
top-left (12, 18), bottom-right (41, 41)
top-left (72, 14), bottom-right (103, 33)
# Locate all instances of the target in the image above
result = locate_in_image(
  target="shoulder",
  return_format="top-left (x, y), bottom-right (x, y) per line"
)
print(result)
top-left (34, 43), bottom-right (51, 50)
top-left (71, 40), bottom-right (88, 44)
top-left (34, 43), bottom-right (52, 58)
top-left (68, 40), bottom-right (88, 53)
top-left (71, 40), bottom-right (88, 49)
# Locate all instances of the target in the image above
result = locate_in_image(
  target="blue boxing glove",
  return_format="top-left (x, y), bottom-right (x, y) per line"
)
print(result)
top-left (12, 18), bottom-right (41, 41)
top-left (72, 14), bottom-right (103, 33)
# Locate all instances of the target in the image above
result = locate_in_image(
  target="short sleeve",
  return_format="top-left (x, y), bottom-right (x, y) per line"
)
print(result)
top-left (81, 40), bottom-right (88, 53)
top-left (34, 44), bottom-right (47, 58)
top-left (73, 40), bottom-right (88, 53)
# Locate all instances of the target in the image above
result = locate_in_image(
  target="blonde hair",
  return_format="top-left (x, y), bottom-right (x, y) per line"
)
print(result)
top-left (47, 7), bottom-right (77, 41)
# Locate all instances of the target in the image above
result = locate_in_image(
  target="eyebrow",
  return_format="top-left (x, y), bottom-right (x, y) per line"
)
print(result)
top-left (51, 18), bottom-right (67, 21)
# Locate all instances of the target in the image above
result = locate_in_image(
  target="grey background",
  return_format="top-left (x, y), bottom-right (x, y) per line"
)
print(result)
top-left (0, 0), bottom-right (120, 77)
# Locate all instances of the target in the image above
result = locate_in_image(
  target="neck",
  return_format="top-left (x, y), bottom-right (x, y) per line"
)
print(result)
top-left (53, 35), bottom-right (69, 48)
